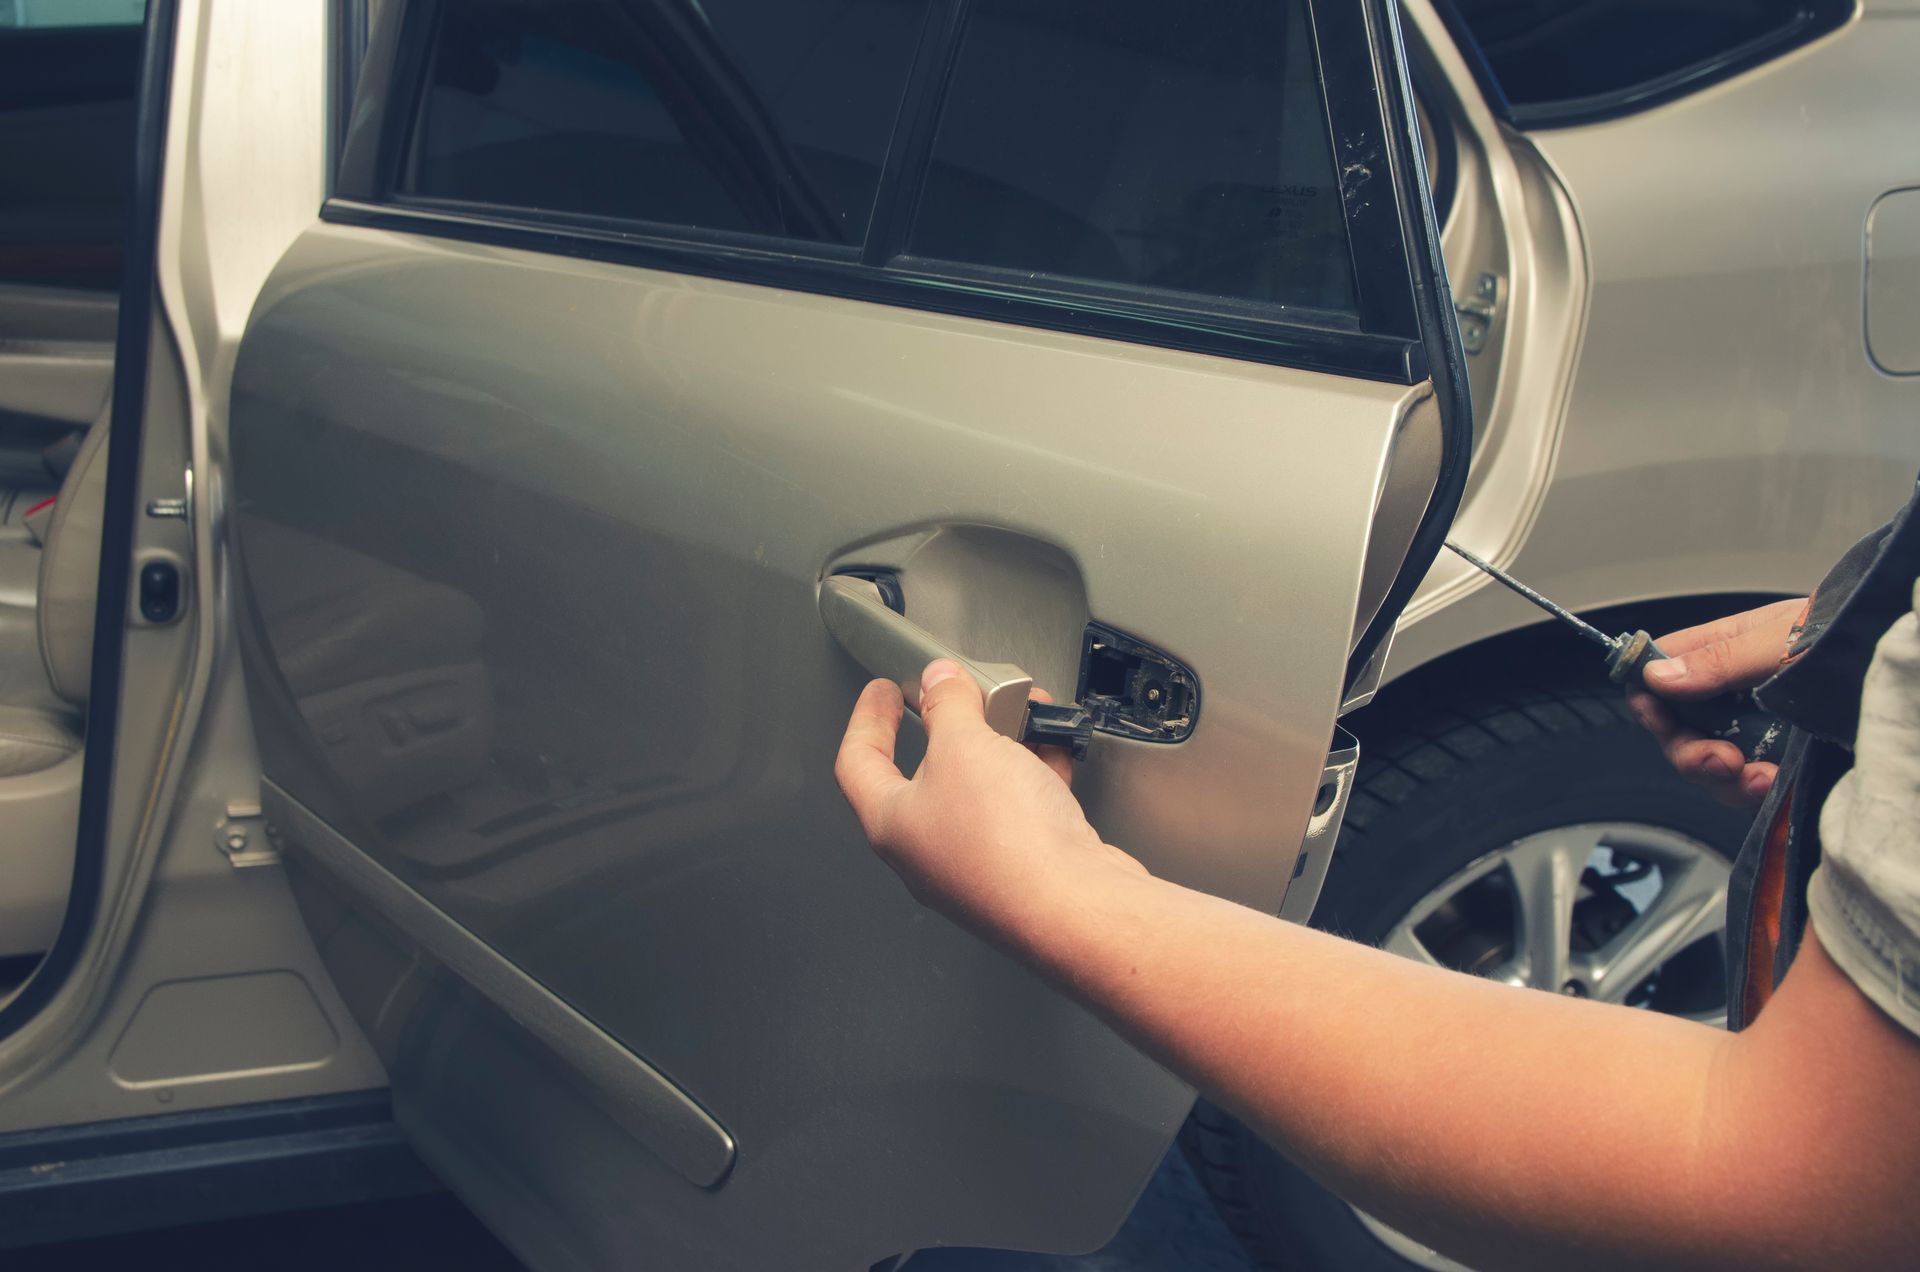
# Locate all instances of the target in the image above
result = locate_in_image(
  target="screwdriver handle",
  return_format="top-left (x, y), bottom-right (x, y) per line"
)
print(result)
top-left (1607, 631), bottom-right (1785, 764)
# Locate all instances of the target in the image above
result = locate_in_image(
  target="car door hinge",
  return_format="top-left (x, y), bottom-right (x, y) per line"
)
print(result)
top-left (1454, 271), bottom-right (1502, 355)
top-left (216, 801), bottom-right (280, 868)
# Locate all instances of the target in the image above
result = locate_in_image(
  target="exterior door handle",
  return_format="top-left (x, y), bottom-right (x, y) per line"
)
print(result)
top-left (818, 575), bottom-right (1036, 741)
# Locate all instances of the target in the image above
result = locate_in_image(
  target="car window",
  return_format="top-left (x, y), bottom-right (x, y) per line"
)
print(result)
top-left (1448, 0), bottom-right (1847, 124)
top-left (904, 0), bottom-right (1356, 319)
top-left (401, 0), bottom-right (930, 246)
top-left (0, 0), bottom-right (142, 27)
top-left (0, 0), bottom-right (145, 290)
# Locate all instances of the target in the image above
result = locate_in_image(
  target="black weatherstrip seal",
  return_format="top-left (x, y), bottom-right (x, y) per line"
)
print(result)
top-left (1339, 0), bottom-right (1472, 691)
top-left (0, 0), bottom-right (177, 1040)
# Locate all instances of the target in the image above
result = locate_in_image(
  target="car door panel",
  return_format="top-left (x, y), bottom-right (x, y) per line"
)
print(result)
top-left (223, 0), bottom-right (1465, 1261)
top-left (231, 223), bottom-right (1430, 1267)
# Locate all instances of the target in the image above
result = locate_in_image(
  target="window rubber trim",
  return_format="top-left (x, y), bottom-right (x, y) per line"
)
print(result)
top-left (1341, 0), bottom-right (1472, 690)
top-left (0, 0), bottom-right (177, 1041)
top-left (326, 0), bottom-right (1433, 387)
top-left (1428, 0), bottom-right (1857, 131)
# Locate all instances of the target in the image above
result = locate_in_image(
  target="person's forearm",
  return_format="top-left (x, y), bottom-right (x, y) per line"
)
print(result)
top-left (997, 860), bottom-right (1757, 1272)
top-left (839, 665), bottom-right (1919, 1268)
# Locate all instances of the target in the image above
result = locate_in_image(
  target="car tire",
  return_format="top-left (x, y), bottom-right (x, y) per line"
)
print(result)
top-left (1180, 680), bottom-right (1753, 1272)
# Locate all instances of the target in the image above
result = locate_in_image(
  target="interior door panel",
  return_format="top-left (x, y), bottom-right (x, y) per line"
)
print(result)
top-left (231, 225), bottom-right (1434, 1268)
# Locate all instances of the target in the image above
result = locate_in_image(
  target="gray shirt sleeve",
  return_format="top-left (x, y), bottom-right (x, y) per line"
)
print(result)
top-left (1808, 579), bottom-right (1920, 1038)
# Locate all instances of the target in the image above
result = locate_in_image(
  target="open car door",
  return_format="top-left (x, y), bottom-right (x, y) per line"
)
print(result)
top-left (227, 0), bottom-right (1468, 1266)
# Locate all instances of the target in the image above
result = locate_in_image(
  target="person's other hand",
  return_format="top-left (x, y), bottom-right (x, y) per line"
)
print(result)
top-left (834, 660), bottom-right (1146, 941)
top-left (1625, 597), bottom-right (1805, 806)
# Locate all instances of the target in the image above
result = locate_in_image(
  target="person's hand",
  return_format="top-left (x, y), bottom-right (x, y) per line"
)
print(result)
top-left (834, 660), bottom-right (1146, 941)
top-left (1625, 597), bottom-right (1806, 806)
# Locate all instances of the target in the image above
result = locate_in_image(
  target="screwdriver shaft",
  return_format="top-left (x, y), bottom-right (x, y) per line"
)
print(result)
top-left (1444, 542), bottom-right (1616, 651)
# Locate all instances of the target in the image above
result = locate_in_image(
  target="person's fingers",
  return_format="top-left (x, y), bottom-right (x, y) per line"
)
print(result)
top-left (1625, 689), bottom-right (1676, 738)
top-left (1024, 686), bottom-right (1075, 786)
top-left (1640, 622), bottom-right (1789, 700)
top-left (1635, 690), bottom-right (1776, 805)
top-left (919, 659), bottom-right (988, 741)
top-left (1664, 732), bottom-right (1745, 788)
top-left (1651, 597), bottom-right (1806, 658)
top-left (835, 678), bottom-right (910, 836)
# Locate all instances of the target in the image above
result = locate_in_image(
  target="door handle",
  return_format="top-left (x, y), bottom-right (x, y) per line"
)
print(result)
top-left (819, 575), bottom-right (1036, 740)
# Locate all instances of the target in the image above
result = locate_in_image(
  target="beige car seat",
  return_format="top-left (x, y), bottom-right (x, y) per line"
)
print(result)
top-left (0, 417), bottom-right (104, 957)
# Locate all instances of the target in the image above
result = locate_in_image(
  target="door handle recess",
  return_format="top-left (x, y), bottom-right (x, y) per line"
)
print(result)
top-left (819, 575), bottom-right (1035, 740)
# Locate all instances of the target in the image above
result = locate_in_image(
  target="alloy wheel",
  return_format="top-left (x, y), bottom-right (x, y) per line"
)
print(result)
top-left (1353, 821), bottom-right (1732, 1270)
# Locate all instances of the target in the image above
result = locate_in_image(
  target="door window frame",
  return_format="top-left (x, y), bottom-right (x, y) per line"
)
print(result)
top-left (326, 0), bottom-right (1437, 385)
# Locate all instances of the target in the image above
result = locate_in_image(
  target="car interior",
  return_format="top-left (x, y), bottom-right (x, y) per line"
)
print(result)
top-left (0, 16), bottom-right (143, 998)
top-left (0, 6), bottom-right (512, 1002)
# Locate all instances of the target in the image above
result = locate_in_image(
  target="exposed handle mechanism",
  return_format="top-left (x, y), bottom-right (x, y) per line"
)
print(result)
top-left (1278, 725), bottom-right (1360, 924)
top-left (819, 575), bottom-right (1035, 741)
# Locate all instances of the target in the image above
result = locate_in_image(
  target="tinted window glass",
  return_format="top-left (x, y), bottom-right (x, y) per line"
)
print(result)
top-left (0, 8), bottom-right (144, 289)
top-left (1452, 0), bottom-right (1827, 114)
top-left (907, 0), bottom-right (1355, 318)
top-left (0, 0), bottom-right (143, 28)
top-left (403, 0), bottom-right (928, 245)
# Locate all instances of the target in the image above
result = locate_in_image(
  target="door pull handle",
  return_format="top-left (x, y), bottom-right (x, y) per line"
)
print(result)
top-left (818, 575), bottom-right (1092, 758)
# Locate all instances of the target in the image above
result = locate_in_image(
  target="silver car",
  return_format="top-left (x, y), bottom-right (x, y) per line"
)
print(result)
top-left (0, 1), bottom-right (1909, 1270)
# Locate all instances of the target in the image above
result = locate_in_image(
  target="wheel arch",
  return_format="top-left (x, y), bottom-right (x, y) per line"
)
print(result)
top-left (1357, 589), bottom-right (1797, 737)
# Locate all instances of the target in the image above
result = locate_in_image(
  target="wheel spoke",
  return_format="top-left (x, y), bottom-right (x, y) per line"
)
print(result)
top-left (1585, 858), bottom-right (1729, 1004)
top-left (1503, 829), bottom-right (1586, 991)
top-left (1381, 923), bottom-right (1444, 968)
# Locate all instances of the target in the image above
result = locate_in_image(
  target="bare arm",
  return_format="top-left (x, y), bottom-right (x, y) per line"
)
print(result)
top-left (837, 662), bottom-right (1920, 1272)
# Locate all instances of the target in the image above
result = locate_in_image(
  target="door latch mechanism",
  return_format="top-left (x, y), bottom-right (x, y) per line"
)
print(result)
top-left (1454, 271), bottom-right (1502, 356)
top-left (216, 800), bottom-right (280, 868)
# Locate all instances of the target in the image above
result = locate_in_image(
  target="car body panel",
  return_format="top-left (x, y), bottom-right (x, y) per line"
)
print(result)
top-left (1392, 0), bottom-right (1920, 677)
top-left (227, 218), bottom-right (1438, 1264)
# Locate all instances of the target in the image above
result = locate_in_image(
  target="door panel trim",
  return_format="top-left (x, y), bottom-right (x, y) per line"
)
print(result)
top-left (264, 783), bottom-right (739, 1190)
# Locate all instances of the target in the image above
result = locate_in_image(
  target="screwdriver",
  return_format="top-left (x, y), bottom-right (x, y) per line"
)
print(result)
top-left (1445, 542), bottom-right (1784, 763)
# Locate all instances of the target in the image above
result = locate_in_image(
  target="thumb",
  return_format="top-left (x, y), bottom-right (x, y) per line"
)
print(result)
top-left (1642, 626), bottom-right (1786, 699)
top-left (918, 659), bottom-right (988, 739)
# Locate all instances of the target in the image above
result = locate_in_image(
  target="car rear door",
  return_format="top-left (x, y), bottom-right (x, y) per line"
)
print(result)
top-left (227, 1), bottom-right (1467, 1266)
